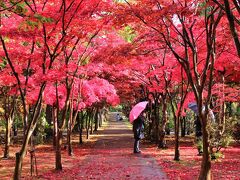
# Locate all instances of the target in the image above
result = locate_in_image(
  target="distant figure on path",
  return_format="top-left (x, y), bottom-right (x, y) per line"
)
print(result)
top-left (116, 113), bottom-right (123, 121)
top-left (133, 112), bottom-right (145, 153)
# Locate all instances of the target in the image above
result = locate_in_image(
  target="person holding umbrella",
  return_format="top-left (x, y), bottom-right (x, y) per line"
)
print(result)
top-left (188, 102), bottom-right (215, 155)
top-left (129, 101), bottom-right (148, 154)
top-left (133, 112), bottom-right (145, 153)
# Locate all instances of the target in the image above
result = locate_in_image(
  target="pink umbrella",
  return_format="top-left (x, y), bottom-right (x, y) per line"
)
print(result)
top-left (129, 101), bottom-right (148, 123)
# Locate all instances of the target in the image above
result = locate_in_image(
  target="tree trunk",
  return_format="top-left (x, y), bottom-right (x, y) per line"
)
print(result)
top-left (22, 106), bottom-right (29, 136)
top-left (148, 116), bottom-right (153, 140)
top-left (86, 111), bottom-right (90, 139)
top-left (158, 95), bottom-right (167, 148)
top-left (46, 105), bottom-right (56, 147)
top-left (3, 116), bottom-right (12, 158)
top-left (46, 105), bottom-right (52, 125)
top-left (90, 110), bottom-right (94, 135)
top-left (3, 96), bottom-right (15, 158)
top-left (14, 124), bottom-right (34, 179)
top-left (174, 117), bottom-right (180, 161)
top-left (53, 107), bottom-right (62, 170)
top-left (223, 0), bottom-right (240, 56)
top-left (94, 108), bottom-right (99, 131)
top-left (14, 99), bottom-right (43, 180)
top-left (67, 103), bottom-right (74, 156)
top-left (90, 115), bottom-right (93, 135)
top-left (153, 102), bottom-right (159, 143)
top-left (67, 128), bottom-right (72, 156)
top-left (53, 124), bottom-right (56, 148)
top-left (78, 113), bottom-right (83, 145)
top-left (219, 74), bottom-right (226, 135)
top-left (226, 102), bottom-right (232, 117)
top-left (55, 130), bottom-right (62, 170)
top-left (198, 115), bottom-right (211, 180)
top-left (181, 117), bottom-right (186, 137)
top-left (168, 94), bottom-right (181, 161)
top-left (99, 109), bottom-right (103, 127)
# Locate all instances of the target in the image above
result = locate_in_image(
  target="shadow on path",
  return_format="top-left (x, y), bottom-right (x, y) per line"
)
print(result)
top-left (76, 112), bottom-right (168, 180)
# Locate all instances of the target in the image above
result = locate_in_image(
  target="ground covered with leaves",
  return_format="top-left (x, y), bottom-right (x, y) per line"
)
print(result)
top-left (144, 137), bottom-right (240, 180)
top-left (0, 122), bottom-right (240, 179)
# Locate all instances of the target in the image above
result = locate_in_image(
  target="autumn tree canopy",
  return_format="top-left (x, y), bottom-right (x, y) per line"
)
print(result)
top-left (0, 0), bottom-right (239, 180)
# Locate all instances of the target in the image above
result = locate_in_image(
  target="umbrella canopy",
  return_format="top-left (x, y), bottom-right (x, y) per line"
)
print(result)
top-left (129, 101), bottom-right (148, 123)
top-left (188, 102), bottom-right (199, 115)
top-left (188, 102), bottom-right (215, 122)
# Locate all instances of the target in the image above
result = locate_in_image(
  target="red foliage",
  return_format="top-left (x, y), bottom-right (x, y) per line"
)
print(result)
top-left (145, 140), bottom-right (240, 180)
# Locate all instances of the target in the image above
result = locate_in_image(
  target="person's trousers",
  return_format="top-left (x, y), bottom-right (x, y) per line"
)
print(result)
top-left (134, 139), bottom-right (140, 152)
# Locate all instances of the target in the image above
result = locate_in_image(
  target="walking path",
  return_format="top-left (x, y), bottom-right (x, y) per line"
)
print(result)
top-left (75, 112), bottom-right (168, 179)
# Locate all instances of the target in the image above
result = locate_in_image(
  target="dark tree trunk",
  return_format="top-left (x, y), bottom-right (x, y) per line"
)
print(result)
top-left (90, 117), bottom-right (93, 135)
top-left (90, 109), bottom-right (94, 135)
top-left (99, 109), bottom-right (103, 127)
top-left (148, 117), bottom-right (153, 140)
top-left (67, 128), bottom-right (72, 156)
top-left (13, 116), bottom-right (18, 137)
top-left (168, 93), bottom-right (181, 161)
top-left (46, 105), bottom-right (52, 125)
top-left (94, 108), bottom-right (99, 131)
top-left (226, 102), bottom-right (232, 117)
top-left (46, 105), bottom-right (56, 146)
top-left (86, 111), bottom-right (90, 139)
top-left (223, 0), bottom-right (240, 56)
top-left (199, 115), bottom-right (211, 180)
top-left (67, 103), bottom-right (74, 156)
top-left (181, 117), bottom-right (186, 137)
top-left (55, 130), bottom-right (62, 170)
top-left (78, 113), bottom-right (83, 144)
top-left (146, 100), bottom-right (153, 140)
top-left (174, 117), bottom-right (180, 161)
top-left (99, 113), bottom-right (102, 128)
top-left (53, 125), bottom-right (56, 148)
top-left (153, 101), bottom-right (160, 143)
top-left (53, 107), bottom-right (62, 170)
top-left (158, 95), bottom-right (167, 148)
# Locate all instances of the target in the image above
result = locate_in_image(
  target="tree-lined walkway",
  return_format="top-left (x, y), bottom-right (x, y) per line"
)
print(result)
top-left (73, 112), bottom-right (168, 179)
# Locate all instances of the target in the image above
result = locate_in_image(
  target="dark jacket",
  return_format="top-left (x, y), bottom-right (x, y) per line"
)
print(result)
top-left (133, 114), bottom-right (145, 140)
top-left (195, 116), bottom-right (202, 137)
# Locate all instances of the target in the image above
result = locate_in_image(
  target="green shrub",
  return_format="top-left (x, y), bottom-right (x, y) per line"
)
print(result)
top-left (211, 151), bottom-right (223, 160)
top-left (109, 105), bottom-right (123, 112)
top-left (208, 117), bottom-right (235, 160)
